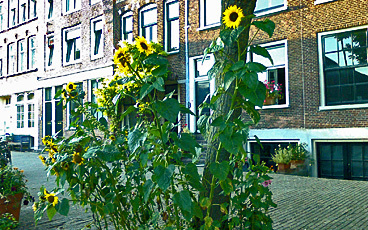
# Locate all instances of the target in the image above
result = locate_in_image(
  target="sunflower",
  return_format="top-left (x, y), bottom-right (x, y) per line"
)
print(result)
top-left (39, 155), bottom-right (46, 165)
top-left (223, 5), bottom-right (244, 29)
top-left (62, 90), bottom-right (69, 99)
top-left (44, 190), bottom-right (58, 206)
top-left (66, 82), bottom-right (77, 93)
top-left (72, 152), bottom-right (84, 165)
top-left (109, 135), bottom-right (116, 141)
top-left (114, 47), bottom-right (131, 74)
top-left (135, 36), bottom-right (153, 55)
top-left (32, 202), bottom-right (38, 212)
top-left (42, 136), bottom-right (51, 146)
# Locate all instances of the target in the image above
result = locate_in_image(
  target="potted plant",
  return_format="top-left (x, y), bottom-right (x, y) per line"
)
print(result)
top-left (289, 143), bottom-right (309, 169)
top-left (271, 145), bottom-right (292, 171)
top-left (264, 80), bottom-right (283, 105)
top-left (0, 166), bottom-right (32, 221)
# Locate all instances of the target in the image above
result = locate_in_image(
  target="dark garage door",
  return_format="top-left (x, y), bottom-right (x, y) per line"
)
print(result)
top-left (317, 142), bottom-right (368, 180)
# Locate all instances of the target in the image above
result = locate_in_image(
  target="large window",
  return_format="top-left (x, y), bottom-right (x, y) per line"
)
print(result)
top-left (63, 26), bottom-right (81, 65)
top-left (165, 0), bottom-right (179, 52)
top-left (18, 39), bottom-right (26, 72)
top-left (9, 0), bottom-right (17, 27)
top-left (251, 40), bottom-right (288, 107)
top-left (28, 103), bottom-right (34, 127)
top-left (0, 2), bottom-right (3, 30)
top-left (20, 1), bottom-right (27, 22)
top-left (65, 0), bottom-right (80, 13)
top-left (91, 17), bottom-right (104, 59)
top-left (254, 0), bottom-right (287, 15)
top-left (319, 27), bottom-right (368, 106)
top-left (28, 0), bottom-right (36, 18)
top-left (139, 4), bottom-right (157, 42)
top-left (46, 36), bottom-right (54, 67)
top-left (8, 43), bottom-right (16, 74)
top-left (121, 11), bottom-right (133, 43)
top-left (16, 94), bottom-right (25, 128)
top-left (199, 0), bottom-right (221, 29)
top-left (28, 36), bottom-right (36, 69)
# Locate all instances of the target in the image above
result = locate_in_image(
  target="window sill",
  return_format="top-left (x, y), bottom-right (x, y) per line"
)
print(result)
top-left (63, 8), bottom-right (81, 15)
top-left (254, 6), bottom-right (287, 17)
top-left (197, 23), bottom-right (221, 31)
top-left (314, 0), bottom-right (336, 5)
top-left (319, 103), bottom-right (368, 111)
top-left (166, 50), bottom-right (179, 55)
top-left (6, 68), bottom-right (38, 78)
top-left (259, 104), bottom-right (289, 110)
top-left (91, 54), bottom-right (104, 61)
top-left (63, 60), bottom-right (82, 67)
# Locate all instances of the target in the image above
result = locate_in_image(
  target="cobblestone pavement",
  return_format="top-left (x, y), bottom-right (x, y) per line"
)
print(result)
top-left (10, 151), bottom-right (368, 229)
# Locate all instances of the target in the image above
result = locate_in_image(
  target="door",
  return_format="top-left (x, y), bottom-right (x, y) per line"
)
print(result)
top-left (317, 142), bottom-right (368, 180)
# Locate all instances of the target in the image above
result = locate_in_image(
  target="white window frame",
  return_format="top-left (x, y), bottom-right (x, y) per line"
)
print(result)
top-left (28, 0), bottom-right (36, 19)
top-left (63, 25), bottom-right (81, 65)
top-left (314, 0), bottom-right (336, 5)
top-left (18, 39), bottom-right (26, 72)
top-left (121, 11), bottom-right (133, 43)
top-left (165, 0), bottom-right (180, 53)
top-left (16, 94), bottom-right (25, 129)
top-left (252, 39), bottom-right (289, 109)
top-left (254, 0), bottom-right (287, 17)
top-left (28, 35), bottom-right (36, 70)
top-left (139, 3), bottom-right (157, 42)
top-left (8, 42), bottom-right (16, 75)
top-left (90, 0), bottom-right (100, 5)
top-left (91, 16), bottom-right (104, 60)
top-left (9, 0), bottom-right (17, 27)
top-left (67, 82), bottom-right (83, 129)
top-left (0, 2), bottom-right (4, 31)
top-left (64, 0), bottom-right (80, 14)
top-left (47, 0), bottom-right (53, 19)
top-left (19, 0), bottom-right (27, 23)
top-left (188, 54), bottom-right (215, 133)
top-left (27, 92), bottom-right (35, 128)
top-left (46, 35), bottom-right (54, 68)
top-left (198, 0), bottom-right (221, 30)
top-left (318, 25), bottom-right (368, 111)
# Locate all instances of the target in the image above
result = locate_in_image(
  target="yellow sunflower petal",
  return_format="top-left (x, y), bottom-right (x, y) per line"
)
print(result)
top-left (223, 5), bottom-right (244, 29)
top-left (66, 82), bottom-right (77, 93)
top-left (135, 36), bottom-right (153, 55)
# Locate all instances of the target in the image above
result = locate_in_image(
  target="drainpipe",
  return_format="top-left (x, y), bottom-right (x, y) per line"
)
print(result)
top-left (300, 0), bottom-right (306, 129)
top-left (184, 0), bottom-right (190, 127)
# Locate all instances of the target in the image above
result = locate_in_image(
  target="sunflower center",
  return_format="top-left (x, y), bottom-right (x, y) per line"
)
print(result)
top-left (229, 12), bottom-right (239, 22)
top-left (140, 42), bottom-right (148, 50)
top-left (68, 84), bottom-right (74, 90)
top-left (74, 154), bottom-right (82, 164)
top-left (47, 196), bottom-right (55, 203)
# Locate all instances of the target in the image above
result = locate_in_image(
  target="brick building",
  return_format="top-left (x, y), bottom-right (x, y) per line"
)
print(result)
top-left (1, 0), bottom-right (368, 180)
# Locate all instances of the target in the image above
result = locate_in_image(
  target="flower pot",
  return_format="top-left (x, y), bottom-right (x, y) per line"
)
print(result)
top-left (290, 160), bottom-right (305, 169)
top-left (0, 193), bottom-right (23, 221)
top-left (277, 163), bottom-right (290, 171)
top-left (264, 96), bottom-right (276, 105)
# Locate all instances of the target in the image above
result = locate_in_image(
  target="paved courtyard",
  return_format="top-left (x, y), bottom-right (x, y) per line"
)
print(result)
top-left (10, 151), bottom-right (368, 229)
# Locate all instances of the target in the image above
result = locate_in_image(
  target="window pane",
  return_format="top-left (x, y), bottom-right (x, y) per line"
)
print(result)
top-left (353, 30), bottom-right (367, 48)
top-left (341, 85), bottom-right (354, 102)
top-left (326, 86), bottom-right (341, 105)
top-left (169, 20), bottom-right (179, 51)
top-left (325, 70), bottom-right (340, 86)
top-left (324, 36), bottom-right (338, 53)
top-left (332, 145), bottom-right (343, 160)
top-left (320, 161), bottom-right (331, 176)
top-left (355, 84), bottom-right (368, 101)
top-left (325, 52), bottom-right (339, 67)
top-left (45, 88), bottom-right (52, 101)
top-left (168, 1), bottom-right (179, 19)
top-left (336, 32), bottom-right (351, 50)
top-left (255, 0), bottom-right (284, 12)
top-left (268, 45), bottom-right (285, 66)
top-left (340, 69), bottom-right (354, 85)
top-left (332, 161), bottom-right (344, 177)
top-left (355, 67), bottom-right (368, 83)
top-left (339, 50), bottom-right (353, 66)
top-left (204, 0), bottom-right (220, 26)
top-left (353, 47), bottom-right (367, 65)
top-left (75, 38), bottom-right (81, 59)
top-left (143, 8), bottom-right (157, 26)
top-left (195, 57), bottom-right (212, 77)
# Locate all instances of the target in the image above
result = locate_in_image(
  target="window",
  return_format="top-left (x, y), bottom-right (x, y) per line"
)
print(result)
top-left (20, 3), bottom-right (26, 22)
top-left (121, 11), bottom-right (133, 43)
top-left (28, 36), bottom-right (36, 69)
top-left (254, 0), bottom-right (287, 16)
top-left (0, 2), bottom-right (3, 30)
top-left (65, 0), bottom-right (80, 13)
top-left (17, 105), bottom-right (24, 128)
top-left (29, 0), bottom-right (36, 19)
top-left (63, 26), bottom-right (81, 65)
top-left (250, 40), bottom-right (288, 107)
top-left (199, 0), bottom-right (221, 29)
top-left (140, 4), bottom-right (157, 42)
top-left (28, 104), bottom-right (34, 127)
top-left (0, 59), bottom-right (2, 76)
top-left (189, 54), bottom-right (215, 132)
top-left (9, 0), bottom-right (17, 27)
top-left (18, 39), bottom-right (26, 72)
top-left (8, 43), bottom-right (16, 74)
top-left (47, 0), bottom-right (53, 19)
top-left (165, 0), bottom-right (179, 52)
top-left (91, 17), bottom-right (104, 59)
top-left (46, 36), bottom-right (54, 67)
top-left (319, 27), bottom-right (368, 107)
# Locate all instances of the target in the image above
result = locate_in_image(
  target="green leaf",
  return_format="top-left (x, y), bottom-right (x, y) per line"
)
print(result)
top-left (176, 133), bottom-right (200, 154)
top-left (119, 106), bottom-right (136, 121)
top-left (252, 19), bottom-right (275, 37)
top-left (183, 163), bottom-right (204, 192)
top-left (197, 115), bottom-right (209, 134)
top-left (241, 72), bottom-right (259, 89)
top-left (143, 179), bottom-right (154, 203)
top-left (247, 62), bottom-right (267, 73)
top-left (241, 101), bottom-right (261, 124)
top-left (230, 60), bottom-right (245, 71)
top-left (128, 128), bottom-right (148, 153)
top-left (219, 29), bottom-right (232, 46)
top-left (173, 190), bottom-right (192, 213)
top-left (179, 104), bottom-right (195, 116)
top-left (152, 65), bottom-right (168, 76)
top-left (103, 203), bottom-right (114, 214)
top-left (140, 83), bottom-right (154, 100)
top-left (143, 54), bottom-right (168, 65)
top-left (209, 161), bottom-right (230, 181)
top-left (253, 153), bottom-right (261, 165)
top-left (230, 26), bottom-right (246, 42)
top-left (47, 206), bottom-right (57, 220)
top-left (192, 202), bottom-right (203, 219)
top-left (154, 164), bottom-right (175, 191)
top-left (154, 98), bottom-right (180, 123)
top-left (152, 77), bottom-right (165, 91)
top-left (224, 71), bottom-right (236, 91)
top-left (84, 146), bottom-right (102, 159)
top-left (219, 130), bottom-right (243, 155)
top-left (208, 60), bottom-right (223, 81)
top-left (238, 81), bottom-right (266, 107)
top-left (57, 198), bottom-right (70, 216)
top-left (220, 178), bottom-right (234, 195)
top-left (249, 45), bottom-right (273, 65)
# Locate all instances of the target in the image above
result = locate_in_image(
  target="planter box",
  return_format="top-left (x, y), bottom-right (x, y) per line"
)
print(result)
top-left (0, 193), bottom-right (23, 221)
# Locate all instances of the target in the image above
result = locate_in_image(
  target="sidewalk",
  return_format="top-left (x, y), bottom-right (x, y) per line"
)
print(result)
top-left (10, 151), bottom-right (368, 229)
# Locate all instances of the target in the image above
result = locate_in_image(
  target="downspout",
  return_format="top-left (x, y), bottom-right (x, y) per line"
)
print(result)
top-left (300, 0), bottom-right (306, 129)
top-left (185, 0), bottom-right (190, 126)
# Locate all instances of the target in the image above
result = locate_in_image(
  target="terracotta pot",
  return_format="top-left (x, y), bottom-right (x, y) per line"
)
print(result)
top-left (290, 160), bottom-right (305, 169)
top-left (0, 193), bottom-right (23, 221)
top-left (264, 96), bottom-right (276, 105)
top-left (277, 163), bottom-right (290, 171)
